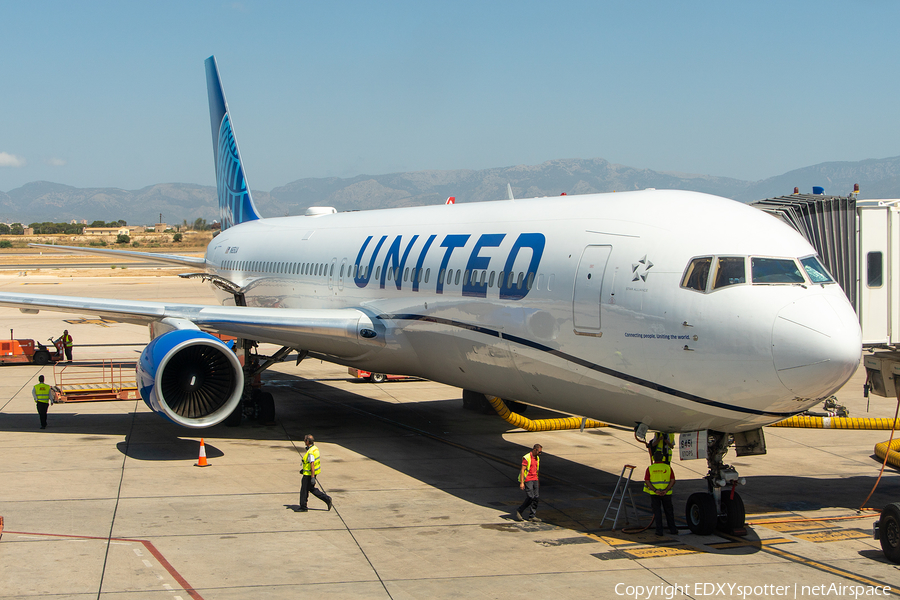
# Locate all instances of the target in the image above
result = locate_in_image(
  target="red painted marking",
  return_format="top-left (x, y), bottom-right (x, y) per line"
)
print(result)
top-left (1, 519), bottom-right (203, 600)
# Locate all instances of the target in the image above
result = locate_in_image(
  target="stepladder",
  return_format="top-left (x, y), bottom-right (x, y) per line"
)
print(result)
top-left (600, 464), bottom-right (639, 530)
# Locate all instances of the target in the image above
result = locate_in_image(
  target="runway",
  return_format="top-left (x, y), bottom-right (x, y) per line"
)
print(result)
top-left (0, 274), bottom-right (898, 599)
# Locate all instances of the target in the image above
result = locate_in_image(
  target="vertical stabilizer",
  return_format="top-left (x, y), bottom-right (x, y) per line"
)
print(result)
top-left (205, 56), bottom-right (263, 230)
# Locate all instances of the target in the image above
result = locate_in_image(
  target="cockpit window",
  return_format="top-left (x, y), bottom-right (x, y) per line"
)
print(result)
top-left (751, 257), bottom-right (805, 284)
top-left (712, 257), bottom-right (746, 289)
top-left (800, 256), bottom-right (835, 284)
top-left (681, 257), bottom-right (712, 292)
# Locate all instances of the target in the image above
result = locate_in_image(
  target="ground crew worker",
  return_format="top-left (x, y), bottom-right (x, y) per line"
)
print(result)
top-left (32, 375), bottom-right (51, 429)
top-left (644, 450), bottom-right (678, 536)
top-left (299, 434), bottom-right (332, 512)
top-left (515, 443), bottom-right (542, 522)
top-left (646, 431), bottom-right (675, 464)
top-left (61, 330), bottom-right (73, 362)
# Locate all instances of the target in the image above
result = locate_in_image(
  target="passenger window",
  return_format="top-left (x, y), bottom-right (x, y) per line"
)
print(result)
top-left (751, 258), bottom-right (805, 284)
top-left (454, 270), bottom-right (461, 286)
top-left (425, 268), bottom-right (430, 283)
top-left (681, 257), bottom-right (712, 292)
top-left (868, 252), bottom-right (883, 287)
top-left (712, 257), bottom-right (746, 290)
top-left (527, 272), bottom-right (534, 290)
top-left (489, 271), bottom-right (496, 287)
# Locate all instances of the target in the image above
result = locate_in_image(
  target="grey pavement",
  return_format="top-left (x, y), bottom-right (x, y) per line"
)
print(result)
top-left (0, 274), bottom-right (898, 599)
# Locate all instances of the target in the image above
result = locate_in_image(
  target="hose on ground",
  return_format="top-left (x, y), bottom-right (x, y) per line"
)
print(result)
top-left (486, 395), bottom-right (608, 431)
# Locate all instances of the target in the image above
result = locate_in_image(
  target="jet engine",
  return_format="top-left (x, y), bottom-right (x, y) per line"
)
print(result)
top-left (137, 329), bottom-right (244, 428)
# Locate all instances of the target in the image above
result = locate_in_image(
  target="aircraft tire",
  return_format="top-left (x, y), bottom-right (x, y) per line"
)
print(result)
top-left (505, 399), bottom-right (528, 414)
top-left (224, 399), bottom-right (243, 427)
top-left (33, 351), bottom-right (50, 365)
top-left (718, 491), bottom-right (745, 533)
top-left (258, 391), bottom-right (275, 424)
top-left (686, 492), bottom-right (717, 535)
top-left (880, 502), bottom-right (900, 563)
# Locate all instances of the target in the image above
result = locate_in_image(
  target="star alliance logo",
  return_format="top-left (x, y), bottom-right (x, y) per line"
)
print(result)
top-left (632, 255), bottom-right (653, 282)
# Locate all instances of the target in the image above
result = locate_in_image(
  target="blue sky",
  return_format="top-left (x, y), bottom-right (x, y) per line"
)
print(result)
top-left (3, 1), bottom-right (899, 192)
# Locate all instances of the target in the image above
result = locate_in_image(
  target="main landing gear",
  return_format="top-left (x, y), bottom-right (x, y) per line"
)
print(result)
top-left (685, 431), bottom-right (753, 536)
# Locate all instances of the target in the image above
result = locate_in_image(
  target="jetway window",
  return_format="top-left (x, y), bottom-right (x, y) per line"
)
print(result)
top-left (681, 257), bottom-right (712, 292)
top-left (751, 258), bottom-right (804, 284)
top-left (800, 256), bottom-right (834, 284)
top-left (712, 257), bottom-right (745, 290)
top-left (867, 252), bottom-right (883, 288)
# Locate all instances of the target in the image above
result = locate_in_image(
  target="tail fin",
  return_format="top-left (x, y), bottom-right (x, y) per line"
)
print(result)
top-left (205, 55), bottom-right (262, 230)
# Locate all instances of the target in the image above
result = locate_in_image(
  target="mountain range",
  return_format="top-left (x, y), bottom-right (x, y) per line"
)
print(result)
top-left (3, 155), bottom-right (900, 226)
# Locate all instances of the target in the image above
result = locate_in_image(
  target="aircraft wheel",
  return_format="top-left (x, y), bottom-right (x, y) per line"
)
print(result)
top-left (505, 399), bottom-right (528, 414)
top-left (880, 502), bottom-right (900, 564)
top-left (371, 373), bottom-right (386, 383)
top-left (718, 491), bottom-right (745, 533)
top-left (258, 391), bottom-right (276, 424)
top-left (33, 351), bottom-right (50, 365)
top-left (685, 492), bottom-right (717, 535)
top-left (224, 399), bottom-right (243, 427)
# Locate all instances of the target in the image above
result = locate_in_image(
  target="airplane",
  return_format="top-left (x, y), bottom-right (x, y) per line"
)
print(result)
top-left (0, 56), bottom-right (862, 535)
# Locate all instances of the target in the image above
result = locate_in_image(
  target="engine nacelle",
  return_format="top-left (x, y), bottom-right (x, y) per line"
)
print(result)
top-left (138, 329), bottom-right (244, 428)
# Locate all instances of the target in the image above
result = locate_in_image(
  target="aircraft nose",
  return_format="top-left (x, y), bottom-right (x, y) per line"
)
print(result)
top-left (772, 295), bottom-right (861, 398)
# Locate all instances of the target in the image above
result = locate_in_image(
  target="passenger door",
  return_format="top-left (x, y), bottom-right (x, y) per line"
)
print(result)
top-left (573, 245), bottom-right (612, 334)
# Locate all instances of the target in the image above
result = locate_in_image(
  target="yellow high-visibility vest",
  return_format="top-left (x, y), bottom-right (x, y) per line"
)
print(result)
top-left (518, 452), bottom-right (540, 482)
top-left (643, 463), bottom-right (674, 495)
top-left (33, 383), bottom-right (51, 403)
top-left (302, 445), bottom-right (322, 476)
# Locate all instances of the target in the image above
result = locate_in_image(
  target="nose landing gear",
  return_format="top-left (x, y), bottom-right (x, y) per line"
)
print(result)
top-left (685, 431), bottom-right (749, 536)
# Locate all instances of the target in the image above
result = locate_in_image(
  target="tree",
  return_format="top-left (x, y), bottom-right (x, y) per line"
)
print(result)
top-left (192, 217), bottom-right (208, 231)
top-left (10, 223), bottom-right (24, 235)
top-left (90, 220), bottom-right (106, 228)
top-left (173, 233), bottom-right (183, 242)
top-left (0, 224), bottom-right (10, 235)
top-left (116, 234), bottom-right (130, 244)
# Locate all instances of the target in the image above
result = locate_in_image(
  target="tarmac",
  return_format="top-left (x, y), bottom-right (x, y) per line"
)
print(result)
top-left (0, 272), bottom-right (899, 599)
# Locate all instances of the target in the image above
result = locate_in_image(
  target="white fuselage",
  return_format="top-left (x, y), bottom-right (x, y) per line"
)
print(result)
top-left (206, 189), bottom-right (862, 433)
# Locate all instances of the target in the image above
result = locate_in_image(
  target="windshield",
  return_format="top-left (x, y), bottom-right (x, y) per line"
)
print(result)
top-left (751, 258), bottom-right (805, 284)
top-left (800, 256), bottom-right (835, 284)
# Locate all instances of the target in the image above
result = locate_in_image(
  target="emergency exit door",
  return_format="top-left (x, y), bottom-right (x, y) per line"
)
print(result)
top-left (573, 245), bottom-right (612, 333)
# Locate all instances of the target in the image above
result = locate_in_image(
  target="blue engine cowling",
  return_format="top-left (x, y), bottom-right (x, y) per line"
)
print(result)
top-left (138, 329), bottom-right (244, 428)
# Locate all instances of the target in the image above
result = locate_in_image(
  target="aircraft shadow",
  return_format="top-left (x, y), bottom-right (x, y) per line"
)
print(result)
top-left (3, 370), bottom-right (898, 550)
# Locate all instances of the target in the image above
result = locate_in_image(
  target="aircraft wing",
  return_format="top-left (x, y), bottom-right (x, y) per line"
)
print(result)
top-left (0, 292), bottom-right (383, 358)
top-left (29, 243), bottom-right (207, 268)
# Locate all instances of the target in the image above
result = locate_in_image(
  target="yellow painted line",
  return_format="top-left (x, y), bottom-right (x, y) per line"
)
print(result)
top-left (624, 545), bottom-right (698, 559)
top-left (706, 537), bottom-right (794, 549)
top-left (794, 530), bottom-right (871, 543)
top-left (596, 534), bottom-right (643, 547)
top-left (760, 521), bottom-right (837, 532)
top-left (718, 532), bottom-right (899, 594)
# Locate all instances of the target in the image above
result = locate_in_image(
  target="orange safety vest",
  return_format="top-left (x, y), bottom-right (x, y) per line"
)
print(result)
top-left (643, 463), bottom-right (674, 495)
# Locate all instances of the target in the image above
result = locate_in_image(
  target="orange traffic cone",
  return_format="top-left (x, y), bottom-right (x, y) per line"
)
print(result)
top-left (195, 438), bottom-right (210, 467)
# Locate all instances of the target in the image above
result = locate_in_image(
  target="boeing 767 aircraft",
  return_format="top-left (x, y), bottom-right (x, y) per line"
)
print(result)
top-left (0, 56), bottom-right (862, 535)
